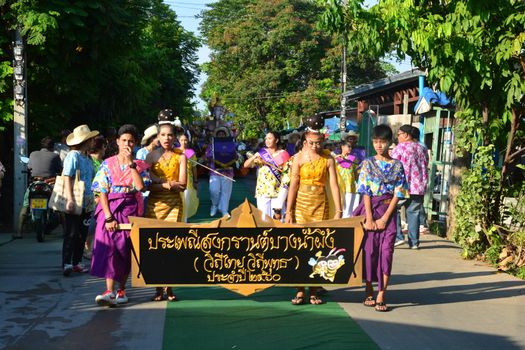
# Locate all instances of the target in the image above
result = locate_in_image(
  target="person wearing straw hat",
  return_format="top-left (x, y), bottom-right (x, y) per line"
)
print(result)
top-left (62, 124), bottom-right (99, 277)
top-left (136, 124), bottom-right (159, 161)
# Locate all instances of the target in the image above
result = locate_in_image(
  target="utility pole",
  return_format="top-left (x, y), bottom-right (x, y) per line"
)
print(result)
top-left (13, 28), bottom-right (28, 230)
top-left (340, 39), bottom-right (347, 131)
top-left (339, 0), bottom-right (348, 132)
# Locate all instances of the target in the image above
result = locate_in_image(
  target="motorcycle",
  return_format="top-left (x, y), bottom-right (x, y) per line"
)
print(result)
top-left (19, 156), bottom-right (60, 242)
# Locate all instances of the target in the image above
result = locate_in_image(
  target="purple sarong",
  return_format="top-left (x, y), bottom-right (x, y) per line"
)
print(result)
top-left (90, 192), bottom-right (139, 284)
top-left (353, 194), bottom-right (397, 291)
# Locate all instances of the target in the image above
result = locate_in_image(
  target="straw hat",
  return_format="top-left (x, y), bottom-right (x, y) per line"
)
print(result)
top-left (66, 125), bottom-right (99, 146)
top-left (141, 124), bottom-right (158, 145)
top-left (214, 126), bottom-right (231, 137)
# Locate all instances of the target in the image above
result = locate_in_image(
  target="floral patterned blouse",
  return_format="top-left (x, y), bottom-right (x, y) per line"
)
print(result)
top-left (92, 161), bottom-right (151, 194)
top-left (356, 157), bottom-right (409, 198)
top-left (255, 165), bottom-right (280, 198)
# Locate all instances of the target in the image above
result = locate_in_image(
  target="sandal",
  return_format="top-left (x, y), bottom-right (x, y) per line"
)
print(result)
top-left (151, 287), bottom-right (164, 301)
top-left (166, 287), bottom-right (177, 302)
top-left (291, 293), bottom-right (305, 305)
top-left (375, 302), bottom-right (389, 312)
top-left (363, 296), bottom-right (376, 307)
top-left (309, 295), bottom-right (323, 305)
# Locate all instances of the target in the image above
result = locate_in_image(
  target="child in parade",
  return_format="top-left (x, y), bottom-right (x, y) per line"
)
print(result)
top-left (91, 124), bottom-right (150, 306)
top-left (334, 140), bottom-right (360, 218)
top-left (353, 124), bottom-right (409, 312)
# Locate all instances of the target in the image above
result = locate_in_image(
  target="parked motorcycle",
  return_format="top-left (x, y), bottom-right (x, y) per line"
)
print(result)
top-left (19, 156), bottom-right (60, 242)
top-left (27, 179), bottom-right (55, 242)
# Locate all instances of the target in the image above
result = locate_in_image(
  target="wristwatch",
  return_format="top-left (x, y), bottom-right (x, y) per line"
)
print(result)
top-left (129, 162), bottom-right (137, 169)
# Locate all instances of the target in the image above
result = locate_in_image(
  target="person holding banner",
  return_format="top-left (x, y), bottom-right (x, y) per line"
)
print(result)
top-left (205, 127), bottom-right (237, 217)
top-left (90, 124), bottom-right (150, 306)
top-left (285, 118), bottom-right (342, 305)
top-left (146, 123), bottom-right (187, 301)
top-left (353, 124), bottom-right (409, 312)
top-left (243, 131), bottom-right (290, 219)
top-left (334, 140), bottom-right (360, 218)
top-left (178, 133), bottom-right (199, 222)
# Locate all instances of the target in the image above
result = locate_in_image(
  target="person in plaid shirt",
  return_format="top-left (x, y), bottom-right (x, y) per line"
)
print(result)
top-left (392, 125), bottom-right (429, 249)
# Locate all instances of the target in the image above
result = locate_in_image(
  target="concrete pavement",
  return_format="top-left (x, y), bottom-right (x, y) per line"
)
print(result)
top-left (0, 229), bottom-right (524, 349)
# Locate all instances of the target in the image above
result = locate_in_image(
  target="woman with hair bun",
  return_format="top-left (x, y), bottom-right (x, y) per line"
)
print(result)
top-left (285, 117), bottom-right (342, 305)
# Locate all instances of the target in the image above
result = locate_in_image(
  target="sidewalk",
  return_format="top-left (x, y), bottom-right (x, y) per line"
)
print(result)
top-left (1, 173), bottom-right (524, 349)
top-left (333, 233), bottom-right (525, 350)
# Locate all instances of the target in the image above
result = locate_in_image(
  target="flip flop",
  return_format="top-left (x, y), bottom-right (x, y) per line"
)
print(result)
top-left (363, 296), bottom-right (376, 307)
top-left (151, 294), bottom-right (164, 301)
top-left (375, 302), bottom-right (390, 312)
top-left (291, 295), bottom-right (305, 305)
top-left (309, 295), bottom-right (323, 305)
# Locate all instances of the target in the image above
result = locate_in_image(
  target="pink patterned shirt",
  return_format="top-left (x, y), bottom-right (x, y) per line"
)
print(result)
top-left (392, 141), bottom-right (429, 195)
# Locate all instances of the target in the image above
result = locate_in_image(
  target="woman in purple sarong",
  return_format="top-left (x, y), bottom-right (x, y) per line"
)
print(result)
top-left (353, 124), bottom-right (409, 312)
top-left (90, 124), bottom-right (150, 307)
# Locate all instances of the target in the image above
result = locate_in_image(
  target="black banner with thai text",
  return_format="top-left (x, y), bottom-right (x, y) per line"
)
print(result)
top-left (138, 227), bottom-right (357, 285)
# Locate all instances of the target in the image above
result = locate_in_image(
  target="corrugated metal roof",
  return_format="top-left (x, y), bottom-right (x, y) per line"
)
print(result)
top-left (343, 69), bottom-right (424, 100)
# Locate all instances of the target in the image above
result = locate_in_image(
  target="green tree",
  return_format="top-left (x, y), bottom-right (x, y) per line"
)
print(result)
top-left (0, 0), bottom-right (200, 145)
top-left (318, 0), bottom-right (525, 259)
top-left (200, 0), bottom-right (389, 138)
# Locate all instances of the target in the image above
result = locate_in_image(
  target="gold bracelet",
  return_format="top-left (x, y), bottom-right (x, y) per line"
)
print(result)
top-left (336, 210), bottom-right (343, 213)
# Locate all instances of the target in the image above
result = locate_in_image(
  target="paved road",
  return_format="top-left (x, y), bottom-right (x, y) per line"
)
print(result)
top-left (1, 178), bottom-right (524, 349)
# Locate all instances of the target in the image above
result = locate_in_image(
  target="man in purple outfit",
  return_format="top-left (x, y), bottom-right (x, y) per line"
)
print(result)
top-left (392, 125), bottom-right (429, 249)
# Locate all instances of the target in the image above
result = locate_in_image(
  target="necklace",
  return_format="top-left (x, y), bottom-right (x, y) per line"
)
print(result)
top-left (160, 150), bottom-right (173, 164)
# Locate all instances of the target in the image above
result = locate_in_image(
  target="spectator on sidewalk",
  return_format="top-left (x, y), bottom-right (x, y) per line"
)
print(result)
top-left (54, 129), bottom-right (71, 163)
top-left (392, 125), bottom-right (429, 249)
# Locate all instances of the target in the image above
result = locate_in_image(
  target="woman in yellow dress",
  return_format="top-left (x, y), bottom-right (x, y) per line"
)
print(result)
top-left (285, 128), bottom-right (342, 304)
top-left (145, 123), bottom-right (187, 301)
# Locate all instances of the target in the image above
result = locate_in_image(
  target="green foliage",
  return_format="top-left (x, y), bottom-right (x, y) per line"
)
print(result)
top-left (453, 145), bottom-right (501, 258)
top-left (484, 244), bottom-right (502, 266)
top-left (200, 0), bottom-right (389, 137)
top-left (317, 0), bottom-right (525, 274)
top-left (0, 0), bottom-right (200, 146)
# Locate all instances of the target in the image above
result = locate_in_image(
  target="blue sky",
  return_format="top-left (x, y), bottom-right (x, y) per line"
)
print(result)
top-left (165, 0), bottom-right (413, 111)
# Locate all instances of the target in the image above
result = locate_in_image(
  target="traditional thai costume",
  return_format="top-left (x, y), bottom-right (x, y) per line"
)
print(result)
top-left (90, 157), bottom-right (150, 284)
top-left (182, 148), bottom-right (199, 222)
top-left (353, 157), bottom-right (409, 291)
top-left (254, 148), bottom-right (290, 219)
top-left (335, 154), bottom-right (360, 218)
top-left (294, 155), bottom-right (330, 224)
top-left (146, 149), bottom-right (185, 222)
top-left (206, 137), bottom-right (237, 216)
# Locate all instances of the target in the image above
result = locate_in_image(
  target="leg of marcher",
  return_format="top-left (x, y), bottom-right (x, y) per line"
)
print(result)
top-left (209, 175), bottom-right (220, 216)
top-left (256, 196), bottom-right (272, 218)
top-left (375, 274), bottom-right (390, 312)
top-left (219, 176), bottom-right (233, 216)
top-left (363, 281), bottom-right (376, 306)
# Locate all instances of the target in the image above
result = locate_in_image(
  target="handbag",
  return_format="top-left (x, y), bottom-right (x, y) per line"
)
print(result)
top-left (49, 170), bottom-right (85, 215)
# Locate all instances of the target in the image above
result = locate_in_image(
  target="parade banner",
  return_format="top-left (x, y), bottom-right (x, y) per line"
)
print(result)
top-left (129, 200), bottom-right (364, 296)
